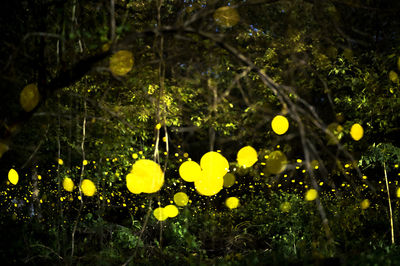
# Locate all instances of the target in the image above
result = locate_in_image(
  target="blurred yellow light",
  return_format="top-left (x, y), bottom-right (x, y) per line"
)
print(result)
top-left (81, 179), bottom-right (96, 196)
top-left (109, 50), bottom-right (134, 76)
top-left (63, 177), bottom-right (74, 192)
top-left (350, 123), bottom-right (364, 141)
top-left (237, 146), bottom-right (258, 168)
top-left (173, 192), bottom-right (189, 206)
top-left (179, 161), bottom-right (202, 182)
top-left (225, 197), bottom-right (239, 209)
top-left (271, 115), bottom-right (289, 135)
top-left (8, 169), bottom-right (19, 185)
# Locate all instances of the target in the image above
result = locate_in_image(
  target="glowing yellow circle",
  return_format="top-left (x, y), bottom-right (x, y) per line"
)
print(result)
top-left (200, 151), bottom-right (229, 178)
top-left (280, 202), bottom-right (291, 212)
top-left (350, 123), bottom-right (364, 141)
top-left (81, 179), bottom-right (96, 196)
top-left (179, 161), bottom-right (202, 182)
top-left (225, 197), bottom-right (239, 209)
top-left (195, 170), bottom-right (224, 196)
top-left (173, 192), bottom-right (189, 206)
top-left (63, 177), bottom-right (74, 192)
top-left (164, 205), bottom-right (179, 218)
top-left (8, 169), bottom-right (19, 185)
top-left (360, 199), bottom-right (370, 209)
top-left (223, 173), bottom-right (236, 188)
top-left (127, 159), bottom-right (164, 194)
top-left (213, 6), bottom-right (240, 27)
top-left (265, 151), bottom-right (287, 174)
top-left (237, 146), bottom-right (258, 168)
top-left (109, 50), bottom-right (134, 76)
top-left (20, 84), bottom-right (40, 112)
top-left (153, 207), bottom-right (168, 221)
top-left (305, 189), bottom-right (318, 201)
top-left (271, 115), bottom-right (289, 135)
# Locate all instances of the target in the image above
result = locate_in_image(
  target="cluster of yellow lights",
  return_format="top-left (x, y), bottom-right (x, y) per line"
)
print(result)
top-left (126, 159), bottom-right (164, 194)
top-left (179, 151), bottom-right (229, 196)
top-left (20, 84), bottom-right (40, 112)
top-left (109, 50), bottom-right (134, 76)
top-left (213, 6), bottom-right (240, 28)
top-left (153, 204), bottom-right (179, 221)
top-left (236, 146), bottom-right (258, 168)
top-left (271, 115), bottom-right (289, 135)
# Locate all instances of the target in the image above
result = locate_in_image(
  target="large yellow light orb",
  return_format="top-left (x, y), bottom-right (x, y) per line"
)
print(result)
top-left (195, 170), bottom-right (224, 196)
top-left (173, 192), bottom-right (189, 206)
top-left (237, 146), bottom-right (258, 168)
top-left (271, 115), bottom-right (289, 135)
top-left (109, 50), bottom-right (134, 76)
top-left (63, 177), bottom-right (74, 192)
top-left (200, 151), bottom-right (229, 178)
top-left (305, 189), bottom-right (318, 201)
top-left (8, 169), bottom-right (19, 185)
top-left (153, 207), bottom-right (168, 221)
top-left (223, 173), bottom-right (236, 188)
top-left (164, 205), bottom-right (179, 218)
top-left (265, 151), bottom-right (287, 174)
top-left (81, 179), bottom-right (96, 196)
top-left (179, 161), bottom-right (202, 182)
top-left (225, 197), bottom-right (239, 209)
top-left (213, 6), bottom-right (240, 27)
top-left (350, 123), bottom-right (364, 141)
top-left (20, 84), bottom-right (40, 112)
top-left (127, 159), bottom-right (164, 194)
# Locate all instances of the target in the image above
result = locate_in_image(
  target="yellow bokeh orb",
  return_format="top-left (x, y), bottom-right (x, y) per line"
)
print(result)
top-left (271, 115), bottom-right (289, 135)
top-left (237, 146), bottom-right (258, 168)
top-left (179, 161), bottom-right (202, 182)
top-left (153, 207), bottom-right (168, 221)
top-left (280, 202), bottom-right (291, 212)
top-left (389, 70), bottom-right (399, 83)
top-left (397, 188), bottom-right (400, 198)
top-left (63, 177), bottom-right (74, 192)
top-left (81, 179), bottom-right (96, 196)
top-left (109, 50), bottom-right (134, 76)
top-left (350, 123), bottom-right (364, 141)
top-left (213, 6), bottom-right (240, 27)
top-left (225, 197), bottom-right (239, 209)
top-left (223, 173), bottom-right (236, 188)
top-left (127, 159), bottom-right (164, 194)
top-left (8, 169), bottom-right (19, 185)
top-left (195, 170), bottom-right (224, 196)
top-left (164, 204), bottom-right (179, 218)
top-left (265, 151), bottom-right (287, 174)
top-left (200, 151), bottom-right (229, 178)
top-left (305, 189), bottom-right (318, 201)
top-left (360, 199), bottom-right (370, 210)
top-left (173, 192), bottom-right (189, 206)
top-left (20, 83), bottom-right (40, 112)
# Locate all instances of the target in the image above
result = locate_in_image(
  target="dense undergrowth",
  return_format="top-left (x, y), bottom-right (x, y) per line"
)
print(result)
top-left (2, 189), bottom-right (400, 265)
